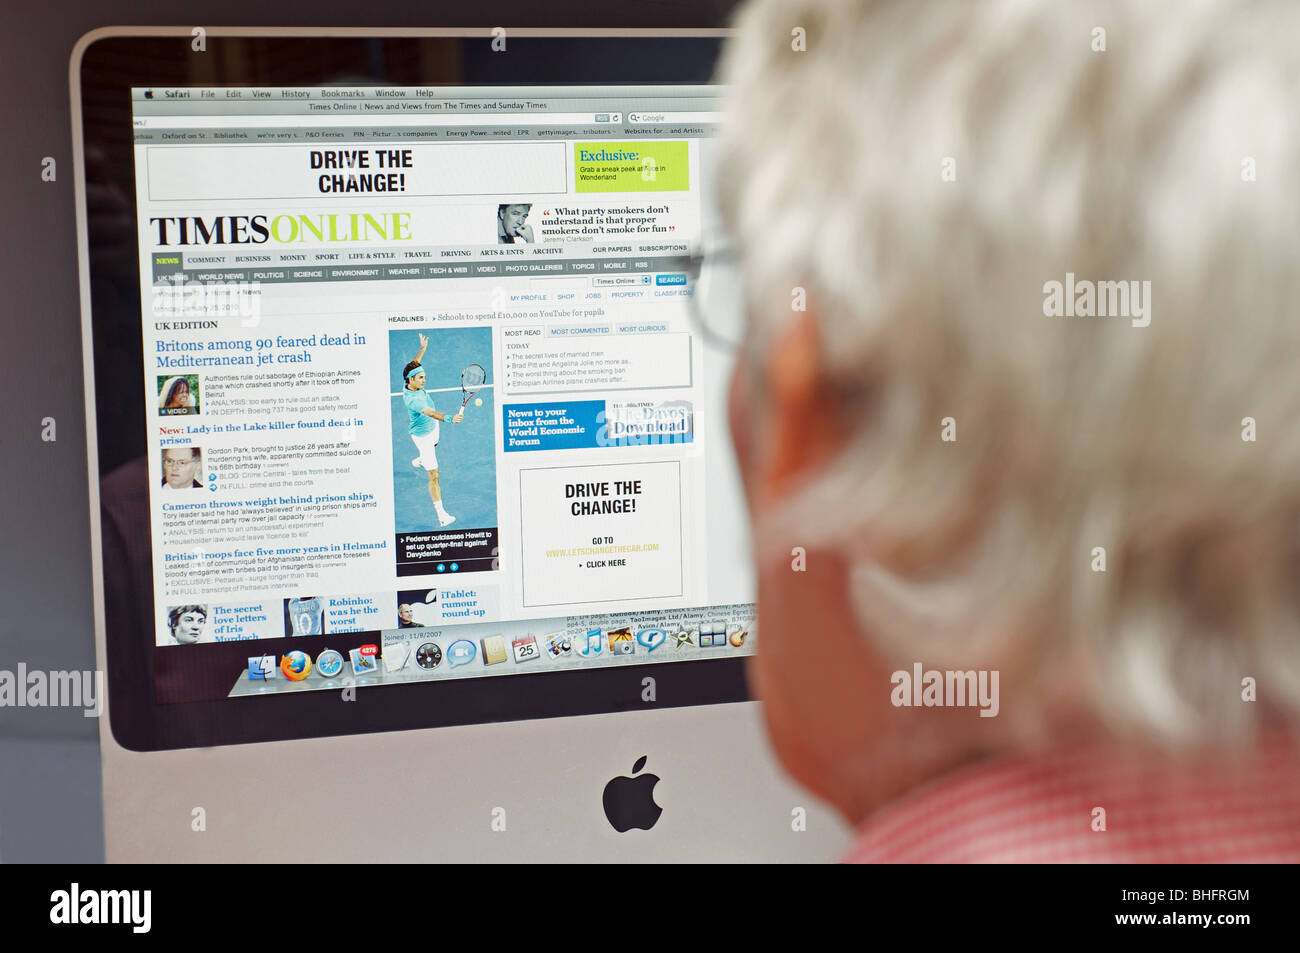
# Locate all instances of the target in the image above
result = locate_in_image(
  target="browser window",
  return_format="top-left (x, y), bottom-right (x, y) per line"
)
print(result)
top-left (132, 84), bottom-right (753, 701)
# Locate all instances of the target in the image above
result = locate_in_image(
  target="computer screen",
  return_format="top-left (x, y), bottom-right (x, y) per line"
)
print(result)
top-left (130, 83), bottom-right (754, 703)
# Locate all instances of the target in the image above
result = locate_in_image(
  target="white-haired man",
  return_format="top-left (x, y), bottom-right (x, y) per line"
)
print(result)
top-left (718, 0), bottom-right (1300, 861)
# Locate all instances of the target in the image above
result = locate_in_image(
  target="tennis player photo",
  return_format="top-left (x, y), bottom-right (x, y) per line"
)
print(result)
top-left (389, 327), bottom-right (499, 576)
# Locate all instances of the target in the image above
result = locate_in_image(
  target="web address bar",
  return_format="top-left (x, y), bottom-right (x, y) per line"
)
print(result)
top-left (135, 113), bottom-right (606, 129)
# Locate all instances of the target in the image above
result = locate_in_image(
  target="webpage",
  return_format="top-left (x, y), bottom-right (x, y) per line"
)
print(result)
top-left (132, 85), bottom-right (754, 700)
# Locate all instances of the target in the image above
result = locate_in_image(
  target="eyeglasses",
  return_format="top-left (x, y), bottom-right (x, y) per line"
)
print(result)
top-left (164, 457), bottom-right (197, 469)
top-left (670, 242), bottom-right (745, 351)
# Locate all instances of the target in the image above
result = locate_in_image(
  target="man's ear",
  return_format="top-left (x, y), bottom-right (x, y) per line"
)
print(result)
top-left (729, 310), bottom-right (845, 512)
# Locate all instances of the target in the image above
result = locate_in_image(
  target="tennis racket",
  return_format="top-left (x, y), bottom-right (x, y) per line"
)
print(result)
top-left (459, 363), bottom-right (486, 409)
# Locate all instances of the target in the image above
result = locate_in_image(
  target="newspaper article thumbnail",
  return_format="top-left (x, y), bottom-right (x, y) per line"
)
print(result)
top-left (389, 327), bottom-right (498, 576)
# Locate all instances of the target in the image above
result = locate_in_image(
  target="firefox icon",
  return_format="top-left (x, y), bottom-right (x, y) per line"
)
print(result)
top-left (280, 650), bottom-right (313, 681)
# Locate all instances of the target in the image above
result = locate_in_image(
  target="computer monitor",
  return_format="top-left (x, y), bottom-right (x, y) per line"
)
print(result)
top-left (74, 27), bottom-right (846, 861)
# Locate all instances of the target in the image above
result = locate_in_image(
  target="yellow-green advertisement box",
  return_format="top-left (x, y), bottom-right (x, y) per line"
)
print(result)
top-left (574, 141), bottom-right (689, 193)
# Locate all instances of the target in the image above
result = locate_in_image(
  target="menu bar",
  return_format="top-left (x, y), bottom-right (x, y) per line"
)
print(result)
top-left (152, 249), bottom-right (692, 285)
top-left (132, 84), bottom-right (719, 102)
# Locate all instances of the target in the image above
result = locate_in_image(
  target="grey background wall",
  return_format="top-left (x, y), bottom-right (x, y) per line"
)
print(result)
top-left (0, 0), bottom-right (735, 863)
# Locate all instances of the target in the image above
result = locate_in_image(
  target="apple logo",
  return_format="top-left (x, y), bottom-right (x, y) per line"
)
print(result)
top-left (602, 756), bottom-right (662, 832)
top-left (409, 590), bottom-right (438, 626)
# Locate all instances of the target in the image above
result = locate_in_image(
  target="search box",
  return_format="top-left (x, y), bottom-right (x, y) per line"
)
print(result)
top-left (626, 112), bottom-right (723, 124)
top-left (529, 277), bottom-right (588, 290)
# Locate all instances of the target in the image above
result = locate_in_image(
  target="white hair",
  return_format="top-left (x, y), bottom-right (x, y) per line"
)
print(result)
top-left (718, 0), bottom-right (1300, 745)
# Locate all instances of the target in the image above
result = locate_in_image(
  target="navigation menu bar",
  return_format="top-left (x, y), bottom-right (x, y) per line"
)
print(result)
top-left (151, 247), bottom-right (692, 284)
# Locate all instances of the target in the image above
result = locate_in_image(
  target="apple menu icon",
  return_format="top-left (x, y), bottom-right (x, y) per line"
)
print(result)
top-left (602, 756), bottom-right (663, 832)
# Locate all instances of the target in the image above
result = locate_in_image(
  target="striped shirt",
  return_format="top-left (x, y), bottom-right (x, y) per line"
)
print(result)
top-left (845, 742), bottom-right (1300, 863)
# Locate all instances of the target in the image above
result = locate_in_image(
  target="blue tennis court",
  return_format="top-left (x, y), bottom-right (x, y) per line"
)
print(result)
top-left (388, 327), bottom-right (497, 535)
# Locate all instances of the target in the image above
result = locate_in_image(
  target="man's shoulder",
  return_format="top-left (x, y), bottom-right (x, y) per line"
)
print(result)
top-left (845, 744), bottom-right (1300, 863)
